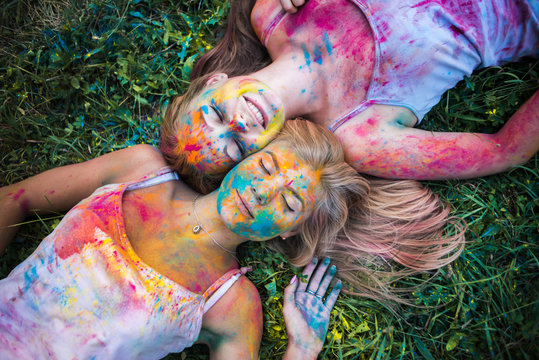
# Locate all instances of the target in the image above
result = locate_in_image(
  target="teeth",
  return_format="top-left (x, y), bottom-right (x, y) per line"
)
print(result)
top-left (247, 101), bottom-right (264, 127)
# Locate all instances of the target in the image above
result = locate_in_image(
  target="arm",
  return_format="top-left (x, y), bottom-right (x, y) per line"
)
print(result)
top-left (0, 144), bottom-right (166, 253)
top-left (334, 91), bottom-right (539, 179)
top-left (283, 258), bottom-right (341, 360)
top-left (199, 276), bottom-right (263, 360)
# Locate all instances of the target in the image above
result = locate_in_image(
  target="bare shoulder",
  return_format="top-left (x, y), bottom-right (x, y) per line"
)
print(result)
top-left (331, 104), bottom-right (418, 173)
top-left (332, 104), bottom-right (417, 141)
top-left (199, 275), bottom-right (262, 359)
top-left (104, 144), bottom-right (168, 184)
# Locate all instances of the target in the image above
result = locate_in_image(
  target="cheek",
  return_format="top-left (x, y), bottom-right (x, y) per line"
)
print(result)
top-left (250, 207), bottom-right (301, 240)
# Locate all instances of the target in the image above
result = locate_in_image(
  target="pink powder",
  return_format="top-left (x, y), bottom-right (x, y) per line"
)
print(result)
top-left (184, 143), bottom-right (202, 152)
top-left (12, 189), bottom-right (25, 201)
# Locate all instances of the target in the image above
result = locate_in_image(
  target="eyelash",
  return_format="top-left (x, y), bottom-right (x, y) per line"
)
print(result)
top-left (282, 194), bottom-right (294, 212)
top-left (233, 138), bottom-right (245, 156)
top-left (259, 158), bottom-right (270, 175)
top-left (211, 105), bottom-right (223, 122)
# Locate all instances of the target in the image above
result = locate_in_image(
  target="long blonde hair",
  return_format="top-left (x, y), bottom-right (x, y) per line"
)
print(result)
top-left (267, 120), bottom-right (465, 303)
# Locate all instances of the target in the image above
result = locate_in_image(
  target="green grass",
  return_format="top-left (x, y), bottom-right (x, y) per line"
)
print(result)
top-left (1, 1), bottom-right (538, 359)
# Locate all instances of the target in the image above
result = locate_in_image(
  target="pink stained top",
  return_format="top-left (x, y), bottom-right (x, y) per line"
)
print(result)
top-left (0, 167), bottom-right (246, 359)
top-left (260, 0), bottom-right (538, 129)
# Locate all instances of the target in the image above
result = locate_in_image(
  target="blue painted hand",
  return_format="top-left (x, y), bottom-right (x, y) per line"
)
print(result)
top-left (283, 257), bottom-right (342, 358)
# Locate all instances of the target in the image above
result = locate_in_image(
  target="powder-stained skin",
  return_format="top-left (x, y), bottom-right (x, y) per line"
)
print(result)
top-left (176, 76), bottom-right (285, 173)
top-left (217, 141), bottom-right (320, 240)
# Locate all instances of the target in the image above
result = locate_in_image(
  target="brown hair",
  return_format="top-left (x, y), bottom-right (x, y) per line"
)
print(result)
top-left (191, 0), bottom-right (271, 79)
top-left (266, 120), bottom-right (466, 303)
top-left (160, 0), bottom-right (271, 192)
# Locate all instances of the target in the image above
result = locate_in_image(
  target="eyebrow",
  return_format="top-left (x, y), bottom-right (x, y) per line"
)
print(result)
top-left (267, 150), bottom-right (305, 209)
top-left (267, 150), bottom-right (280, 172)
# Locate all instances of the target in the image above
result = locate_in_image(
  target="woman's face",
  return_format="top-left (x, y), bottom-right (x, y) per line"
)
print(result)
top-left (177, 76), bottom-right (285, 174)
top-left (217, 141), bottom-right (321, 241)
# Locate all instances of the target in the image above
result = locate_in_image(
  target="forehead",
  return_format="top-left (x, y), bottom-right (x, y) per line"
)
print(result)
top-left (247, 142), bottom-right (321, 201)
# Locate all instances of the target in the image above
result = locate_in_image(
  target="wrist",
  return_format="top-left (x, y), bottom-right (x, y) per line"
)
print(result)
top-left (284, 339), bottom-right (320, 360)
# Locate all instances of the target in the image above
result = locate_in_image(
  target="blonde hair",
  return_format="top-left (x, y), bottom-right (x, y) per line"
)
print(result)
top-left (267, 120), bottom-right (465, 303)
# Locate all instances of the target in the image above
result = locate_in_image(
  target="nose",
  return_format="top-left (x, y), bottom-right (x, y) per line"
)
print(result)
top-left (251, 185), bottom-right (266, 205)
top-left (251, 181), bottom-right (279, 205)
top-left (230, 113), bottom-right (249, 133)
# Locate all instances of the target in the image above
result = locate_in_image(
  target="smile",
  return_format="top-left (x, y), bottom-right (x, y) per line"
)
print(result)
top-left (235, 189), bottom-right (254, 219)
top-left (244, 97), bottom-right (267, 129)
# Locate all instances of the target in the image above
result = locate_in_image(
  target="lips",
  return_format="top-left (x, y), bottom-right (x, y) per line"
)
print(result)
top-left (235, 189), bottom-right (254, 218)
top-left (244, 97), bottom-right (267, 129)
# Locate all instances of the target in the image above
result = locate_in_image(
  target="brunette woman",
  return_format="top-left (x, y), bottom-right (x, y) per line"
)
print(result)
top-left (161, 0), bottom-right (538, 186)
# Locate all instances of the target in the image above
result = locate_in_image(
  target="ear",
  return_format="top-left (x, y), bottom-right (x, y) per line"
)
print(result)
top-left (205, 73), bottom-right (228, 87)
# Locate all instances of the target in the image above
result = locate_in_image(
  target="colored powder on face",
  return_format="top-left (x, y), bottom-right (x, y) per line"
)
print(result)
top-left (184, 143), bottom-right (202, 152)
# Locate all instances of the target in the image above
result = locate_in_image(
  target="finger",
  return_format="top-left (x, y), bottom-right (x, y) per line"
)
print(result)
top-left (324, 280), bottom-right (342, 310)
top-left (296, 257), bottom-right (318, 292)
top-left (315, 264), bottom-right (336, 298)
top-left (280, 0), bottom-right (298, 13)
top-left (283, 276), bottom-right (297, 307)
top-left (307, 257), bottom-right (331, 293)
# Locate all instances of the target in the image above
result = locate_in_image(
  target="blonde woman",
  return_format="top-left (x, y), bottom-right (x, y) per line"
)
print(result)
top-left (0, 120), bottom-right (463, 358)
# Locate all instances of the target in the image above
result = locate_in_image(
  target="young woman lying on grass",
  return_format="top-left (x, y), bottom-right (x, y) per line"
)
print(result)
top-left (161, 0), bottom-right (538, 189)
top-left (0, 120), bottom-right (464, 358)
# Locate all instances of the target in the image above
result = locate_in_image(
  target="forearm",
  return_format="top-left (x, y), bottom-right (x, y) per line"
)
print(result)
top-left (491, 90), bottom-right (539, 167)
top-left (0, 196), bottom-right (26, 254)
top-left (0, 183), bottom-right (32, 254)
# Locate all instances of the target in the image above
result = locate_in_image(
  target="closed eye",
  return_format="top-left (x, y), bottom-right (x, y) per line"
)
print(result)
top-left (282, 194), bottom-right (295, 212)
top-left (233, 138), bottom-right (245, 156)
top-left (259, 158), bottom-right (270, 175)
top-left (210, 105), bottom-right (223, 122)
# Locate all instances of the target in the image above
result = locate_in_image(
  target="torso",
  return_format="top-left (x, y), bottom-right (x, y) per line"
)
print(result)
top-left (251, 0), bottom-right (538, 133)
top-left (251, 0), bottom-right (418, 130)
top-left (123, 180), bottom-right (237, 295)
top-left (252, 0), bottom-right (401, 128)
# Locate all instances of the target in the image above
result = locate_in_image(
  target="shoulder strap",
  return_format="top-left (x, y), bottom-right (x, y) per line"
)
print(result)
top-left (203, 267), bottom-right (251, 314)
top-left (126, 167), bottom-right (179, 191)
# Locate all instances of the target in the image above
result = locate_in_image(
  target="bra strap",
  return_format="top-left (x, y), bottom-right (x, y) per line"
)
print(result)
top-left (203, 266), bottom-right (251, 314)
top-left (126, 167), bottom-right (179, 191)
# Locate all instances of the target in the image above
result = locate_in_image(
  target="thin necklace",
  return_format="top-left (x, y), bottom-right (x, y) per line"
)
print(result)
top-left (192, 194), bottom-right (236, 256)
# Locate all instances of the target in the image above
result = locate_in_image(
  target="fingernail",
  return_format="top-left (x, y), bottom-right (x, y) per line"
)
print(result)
top-left (290, 275), bottom-right (297, 285)
top-left (330, 265), bottom-right (336, 274)
top-left (312, 257), bottom-right (318, 265)
top-left (323, 257), bottom-right (330, 265)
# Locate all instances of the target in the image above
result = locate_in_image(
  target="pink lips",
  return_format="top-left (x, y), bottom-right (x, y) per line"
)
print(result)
top-left (244, 96), bottom-right (267, 129)
top-left (235, 189), bottom-right (254, 218)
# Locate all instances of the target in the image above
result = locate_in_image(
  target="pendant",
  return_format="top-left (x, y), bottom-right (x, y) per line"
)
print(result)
top-left (193, 225), bottom-right (201, 234)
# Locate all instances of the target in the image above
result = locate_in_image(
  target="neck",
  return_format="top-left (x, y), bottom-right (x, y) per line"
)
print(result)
top-left (251, 55), bottom-right (327, 120)
top-left (191, 191), bottom-right (249, 254)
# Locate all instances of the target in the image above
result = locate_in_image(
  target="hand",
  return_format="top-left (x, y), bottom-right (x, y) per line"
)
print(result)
top-left (283, 257), bottom-right (341, 359)
top-left (280, 0), bottom-right (307, 14)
